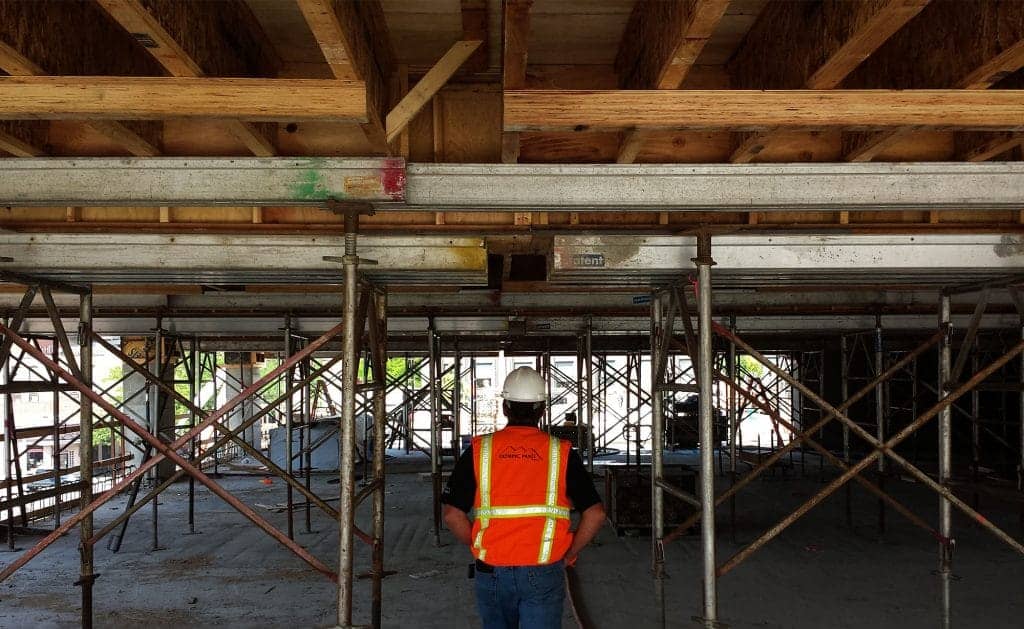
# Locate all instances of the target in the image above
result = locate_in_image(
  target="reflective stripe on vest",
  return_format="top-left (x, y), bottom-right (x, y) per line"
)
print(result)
top-left (474, 433), bottom-right (569, 564)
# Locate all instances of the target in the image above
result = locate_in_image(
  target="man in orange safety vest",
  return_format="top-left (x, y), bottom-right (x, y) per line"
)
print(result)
top-left (442, 366), bottom-right (606, 628)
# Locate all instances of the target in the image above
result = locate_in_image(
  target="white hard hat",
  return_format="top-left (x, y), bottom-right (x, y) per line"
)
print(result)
top-left (500, 367), bottom-right (546, 403)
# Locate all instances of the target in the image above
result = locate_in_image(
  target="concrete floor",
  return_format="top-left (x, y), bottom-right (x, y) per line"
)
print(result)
top-left (2, 453), bottom-right (1023, 628)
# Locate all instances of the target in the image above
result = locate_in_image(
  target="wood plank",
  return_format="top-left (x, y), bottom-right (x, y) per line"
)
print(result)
top-left (297, 0), bottom-right (395, 152)
top-left (955, 131), bottom-right (1024, 162)
top-left (386, 40), bottom-right (481, 143)
top-left (614, 0), bottom-right (730, 163)
top-left (0, 39), bottom-right (44, 75)
top-left (502, 0), bottom-right (533, 164)
top-left (842, 0), bottom-right (1024, 161)
top-left (728, 0), bottom-right (929, 163)
top-left (0, 77), bottom-right (366, 122)
top-left (85, 120), bottom-right (160, 156)
top-left (96, 0), bottom-right (280, 156)
top-left (0, 125), bottom-right (46, 157)
top-left (616, 0), bottom-right (731, 90)
top-left (504, 90), bottom-right (1024, 132)
top-left (461, 0), bottom-right (489, 73)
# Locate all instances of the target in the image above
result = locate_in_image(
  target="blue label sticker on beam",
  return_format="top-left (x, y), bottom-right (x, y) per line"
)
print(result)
top-left (572, 253), bottom-right (605, 267)
top-left (632, 295), bottom-right (651, 305)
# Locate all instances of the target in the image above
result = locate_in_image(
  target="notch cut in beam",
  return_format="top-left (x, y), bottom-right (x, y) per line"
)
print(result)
top-left (504, 90), bottom-right (1024, 131)
top-left (0, 77), bottom-right (366, 122)
top-left (386, 40), bottom-right (481, 143)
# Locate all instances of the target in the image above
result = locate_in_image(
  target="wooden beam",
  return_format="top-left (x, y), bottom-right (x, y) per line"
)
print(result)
top-left (727, 0), bottom-right (930, 163)
top-left (386, 40), bottom-right (482, 144)
top-left (297, 0), bottom-right (396, 152)
top-left (461, 0), bottom-right (489, 73)
top-left (0, 77), bottom-right (366, 122)
top-left (503, 90), bottom-right (1024, 132)
top-left (0, 0), bottom-right (164, 156)
top-left (616, 0), bottom-right (731, 90)
top-left (955, 131), bottom-right (1024, 162)
top-left (502, 0), bottom-right (533, 164)
top-left (842, 0), bottom-right (1024, 161)
top-left (0, 126), bottom-right (46, 157)
top-left (95, 0), bottom-right (279, 156)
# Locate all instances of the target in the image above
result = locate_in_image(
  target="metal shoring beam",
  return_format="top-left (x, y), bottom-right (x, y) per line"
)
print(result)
top-left (149, 322), bottom-right (164, 552)
top-left (664, 329), bottom-right (943, 544)
top-left (77, 291), bottom-right (94, 629)
top-left (302, 354), bottom-right (313, 533)
top-left (650, 289), bottom-right (668, 629)
top-left (727, 316), bottom-right (738, 542)
top-left (875, 319), bottom-right (886, 535)
top-left (714, 326), bottom-right (1024, 577)
top-left (452, 341), bottom-right (461, 455)
top-left (285, 317), bottom-right (295, 540)
top-left (51, 336), bottom-right (61, 529)
top-left (841, 335), bottom-right (852, 527)
top-left (188, 336), bottom-right (198, 535)
top-left (428, 321), bottom-right (442, 547)
top-left (370, 289), bottom-right (388, 629)
top-left (89, 351), bottom-right (347, 547)
top-left (2, 317), bottom-right (13, 549)
top-left (938, 295), bottom-right (953, 629)
top-left (585, 317), bottom-right (594, 471)
top-left (0, 320), bottom-right (348, 585)
top-left (336, 212), bottom-right (361, 628)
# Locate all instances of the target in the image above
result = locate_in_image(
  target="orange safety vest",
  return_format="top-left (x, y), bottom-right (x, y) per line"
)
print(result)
top-left (471, 426), bottom-right (573, 566)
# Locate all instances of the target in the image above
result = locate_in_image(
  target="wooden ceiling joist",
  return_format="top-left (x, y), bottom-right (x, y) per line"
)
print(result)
top-left (387, 40), bottom-right (482, 144)
top-left (0, 0), bottom-right (164, 157)
top-left (297, 0), bottom-right (396, 152)
top-left (501, 0), bottom-right (533, 164)
top-left (956, 131), bottom-right (1024, 162)
top-left (95, 0), bottom-right (280, 157)
top-left (842, 0), bottom-right (1024, 161)
top-left (0, 76), bottom-right (366, 122)
top-left (0, 122), bottom-right (46, 157)
top-left (728, 0), bottom-right (931, 163)
top-left (503, 89), bottom-right (1024, 132)
top-left (614, 0), bottom-right (731, 164)
top-left (460, 0), bottom-right (489, 73)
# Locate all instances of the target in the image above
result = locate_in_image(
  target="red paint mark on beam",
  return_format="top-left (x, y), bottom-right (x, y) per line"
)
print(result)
top-left (381, 158), bottom-right (406, 201)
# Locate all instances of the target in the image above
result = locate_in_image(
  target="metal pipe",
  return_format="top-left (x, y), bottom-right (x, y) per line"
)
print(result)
top-left (470, 356), bottom-right (477, 436)
top-left (428, 321), bottom-right (441, 547)
top-left (78, 291), bottom-right (93, 629)
top-left (938, 294), bottom-right (953, 629)
top-left (841, 335), bottom-right (852, 527)
top-left (371, 290), bottom-right (388, 629)
top-left (337, 223), bottom-right (360, 628)
top-left (586, 316), bottom-right (594, 471)
top-left (188, 337), bottom-right (198, 535)
top-left (727, 316), bottom-right (737, 541)
top-left (650, 290), bottom-right (666, 629)
top-left (875, 320), bottom-right (886, 535)
top-left (453, 341), bottom-right (461, 454)
top-left (2, 316), bottom-right (11, 551)
top-left (285, 317), bottom-right (294, 540)
top-left (695, 235), bottom-right (718, 627)
top-left (1019, 318), bottom-right (1024, 496)
top-left (303, 355), bottom-right (312, 533)
top-left (51, 337), bottom-right (61, 528)
top-left (0, 319), bottom-right (348, 585)
top-left (150, 324), bottom-right (162, 551)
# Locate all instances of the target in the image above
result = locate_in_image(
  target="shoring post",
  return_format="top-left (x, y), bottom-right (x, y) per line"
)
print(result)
top-left (727, 316), bottom-right (738, 542)
top-left (453, 341), bottom-right (461, 454)
top-left (938, 294), bottom-right (953, 629)
top-left (284, 316), bottom-right (295, 540)
top-left (971, 352), bottom-right (981, 510)
top-left (3, 316), bottom-right (13, 551)
top-left (650, 290), bottom-right (667, 629)
top-left (694, 231), bottom-right (719, 627)
top-left (150, 322), bottom-right (162, 551)
top-left (585, 315), bottom-right (594, 471)
top-left (77, 291), bottom-right (94, 629)
top-left (51, 337), bottom-right (62, 528)
top-left (337, 210), bottom-right (360, 628)
top-left (875, 318), bottom-right (886, 535)
top-left (303, 354), bottom-right (313, 533)
top-left (841, 335), bottom-right (852, 527)
top-left (1019, 317), bottom-right (1024, 522)
top-left (371, 289), bottom-right (388, 629)
top-left (576, 336), bottom-right (584, 455)
top-left (428, 319), bottom-right (442, 547)
top-left (470, 356), bottom-right (478, 436)
top-left (188, 336), bottom-right (199, 534)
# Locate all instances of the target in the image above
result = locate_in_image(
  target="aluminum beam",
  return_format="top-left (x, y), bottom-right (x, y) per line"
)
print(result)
top-left (0, 158), bottom-right (405, 206)
top-left (404, 162), bottom-right (1024, 211)
top-left (551, 234), bottom-right (1024, 286)
top-left (0, 234), bottom-right (485, 286)
top-left (1, 159), bottom-right (1022, 211)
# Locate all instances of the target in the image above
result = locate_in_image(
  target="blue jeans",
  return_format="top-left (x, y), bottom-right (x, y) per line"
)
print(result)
top-left (474, 561), bottom-right (566, 629)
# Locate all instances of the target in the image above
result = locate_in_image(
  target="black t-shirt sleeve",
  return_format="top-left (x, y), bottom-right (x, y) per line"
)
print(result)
top-left (440, 445), bottom-right (476, 513)
top-left (565, 449), bottom-right (602, 512)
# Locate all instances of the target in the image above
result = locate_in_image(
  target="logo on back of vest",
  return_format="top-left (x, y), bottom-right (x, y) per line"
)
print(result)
top-left (497, 446), bottom-right (542, 462)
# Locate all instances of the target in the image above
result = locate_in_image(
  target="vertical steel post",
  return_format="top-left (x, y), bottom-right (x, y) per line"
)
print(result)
top-left (78, 292), bottom-right (94, 629)
top-left (971, 353), bottom-right (980, 486)
top-left (938, 294), bottom-right (953, 629)
top-left (875, 320), bottom-right (886, 534)
top-left (428, 321), bottom-right (442, 547)
top-left (52, 339), bottom-right (62, 528)
top-left (695, 233), bottom-right (718, 627)
top-left (371, 290), bottom-right (388, 629)
top-left (650, 291), bottom-right (666, 629)
top-left (452, 342), bottom-right (461, 454)
top-left (2, 316), bottom-right (13, 551)
top-left (727, 316), bottom-right (737, 541)
top-left (284, 317), bottom-right (294, 540)
top-left (188, 337), bottom-right (198, 534)
top-left (1019, 318), bottom-right (1024, 497)
top-left (585, 316), bottom-right (594, 471)
top-left (150, 323), bottom-right (162, 551)
top-left (303, 355), bottom-right (312, 533)
top-left (841, 335), bottom-right (852, 527)
top-left (470, 356), bottom-right (477, 436)
top-left (337, 215), bottom-right (360, 628)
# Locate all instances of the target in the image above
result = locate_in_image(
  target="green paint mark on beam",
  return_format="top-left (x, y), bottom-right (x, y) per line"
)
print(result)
top-left (287, 158), bottom-right (345, 201)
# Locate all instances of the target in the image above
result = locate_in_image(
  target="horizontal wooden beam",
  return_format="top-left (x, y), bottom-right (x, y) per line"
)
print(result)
top-left (0, 127), bottom-right (46, 157)
top-left (0, 77), bottom-right (366, 122)
top-left (504, 90), bottom-right (1024, 131)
